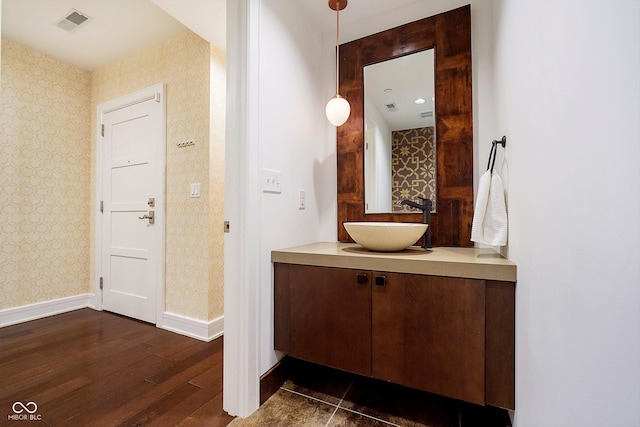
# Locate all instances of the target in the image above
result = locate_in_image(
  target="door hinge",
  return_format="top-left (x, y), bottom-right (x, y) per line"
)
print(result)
top-left (100, 201), bottom-right (104, 213)
top-left (99, 277), bottom-right (103, 290)
top-left (101, 124), bottom-right (104, 137)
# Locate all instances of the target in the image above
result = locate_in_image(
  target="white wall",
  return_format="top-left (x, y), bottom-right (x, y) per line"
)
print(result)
top-left (493, 0), bottom-right (640, 425)
top-left (374, 121), bottom-right (392, 212)
top-left (364, 97), bottom-right (393, 212)
top-left (257, 0), bottom-right (337, 376)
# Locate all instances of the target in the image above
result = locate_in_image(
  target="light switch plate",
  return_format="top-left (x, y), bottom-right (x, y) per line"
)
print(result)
top-left (299, 190), bottom-right (306, 210)
top-left (262, 168), bottom-right (282, 193)
top-left (190, 183), bottom-right (200, 198)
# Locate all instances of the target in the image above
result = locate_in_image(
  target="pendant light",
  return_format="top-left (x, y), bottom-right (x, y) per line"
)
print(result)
top-left (325, 0), bottom-right (351, 127)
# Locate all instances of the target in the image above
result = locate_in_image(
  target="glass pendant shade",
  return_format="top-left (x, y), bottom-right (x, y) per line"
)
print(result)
top-left (325, 95), bottom-right (351, 127)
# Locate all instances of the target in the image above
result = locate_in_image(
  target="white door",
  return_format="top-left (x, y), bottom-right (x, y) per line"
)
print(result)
top-left (98, 84), bottom-right (165, 324)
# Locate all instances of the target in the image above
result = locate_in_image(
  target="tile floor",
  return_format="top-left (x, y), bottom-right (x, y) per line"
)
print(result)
top-left (230, 359), bottom-right (512, 427)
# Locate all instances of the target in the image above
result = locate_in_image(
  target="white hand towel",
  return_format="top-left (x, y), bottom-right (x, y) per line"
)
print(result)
top-left (484, 172), bottom-right (508, 246)
top-left (471, 170), bottom-right (491, 244)
top-left (471, 170), bottom-right (508, 246)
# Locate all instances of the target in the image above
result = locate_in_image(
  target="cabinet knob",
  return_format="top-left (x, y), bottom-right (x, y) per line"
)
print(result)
top-left (356, 273), bottom-right (368, 284)
top-left (375, 276), bottom-right (386, 286)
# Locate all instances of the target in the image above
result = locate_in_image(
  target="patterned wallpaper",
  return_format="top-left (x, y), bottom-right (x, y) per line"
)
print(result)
top-left (1, 31), bottom-right (225, 322)
top-left (392, 127), bottom-right (437, 212)
top-left (208, 46), bottom-right (226, 320)
top-left (91, 30), bottom-right (225, 322)
top-left (0, 38), bottom-right (92, 309)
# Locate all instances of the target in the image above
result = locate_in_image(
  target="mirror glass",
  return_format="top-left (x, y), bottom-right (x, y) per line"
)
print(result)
top-left (364, 49), bottom-right (436, 214)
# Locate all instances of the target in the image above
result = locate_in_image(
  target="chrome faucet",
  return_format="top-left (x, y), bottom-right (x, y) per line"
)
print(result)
top-left (399, 197), bottom-right (432, 249)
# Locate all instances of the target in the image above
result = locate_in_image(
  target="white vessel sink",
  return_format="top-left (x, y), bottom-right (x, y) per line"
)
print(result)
top-left (343, 222), bottom-right (428, 252)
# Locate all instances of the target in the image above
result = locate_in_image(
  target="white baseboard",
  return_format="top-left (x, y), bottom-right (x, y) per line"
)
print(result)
top-left (0, 294), bottom-right (97, 328)
top-left (161, 312), bottom-right (224, 342)
top-left (0, 297), bottom-right (223, 343)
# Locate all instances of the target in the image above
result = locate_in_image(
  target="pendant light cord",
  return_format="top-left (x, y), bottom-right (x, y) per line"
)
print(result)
top-left (335, 2), bottom-right (340, 95)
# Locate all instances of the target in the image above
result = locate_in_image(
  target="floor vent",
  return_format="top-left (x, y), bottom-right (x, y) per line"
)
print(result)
top-left (56, 9), bottom-right (92, 32)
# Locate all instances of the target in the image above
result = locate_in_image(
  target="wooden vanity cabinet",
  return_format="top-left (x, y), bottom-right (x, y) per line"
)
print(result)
top-left (274, 263), bottom-right (515, 409)
top-left (275, 263), bottom-right (372, 376)
top-left (372, 272), bottom-right (485, 404)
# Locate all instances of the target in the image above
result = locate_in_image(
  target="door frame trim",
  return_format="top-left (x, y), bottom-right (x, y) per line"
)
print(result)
top-left (223, 0), bottom-right (261, 417)
top-left (95, 83), bottom-right (167, 327)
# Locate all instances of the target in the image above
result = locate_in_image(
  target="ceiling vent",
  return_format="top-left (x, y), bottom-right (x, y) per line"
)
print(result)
top-left (420, 110), bottom-right (434, 118)
top-left (56, 9), bottom-right (92, 32)
top-left (385, 103), bottom-right (399, 112)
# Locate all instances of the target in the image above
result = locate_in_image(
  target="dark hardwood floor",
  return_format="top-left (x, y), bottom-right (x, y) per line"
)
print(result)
top-left (0, 309), bottom-right (234, 426)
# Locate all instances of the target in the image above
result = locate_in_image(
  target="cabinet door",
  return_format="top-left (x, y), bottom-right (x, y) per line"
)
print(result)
top-left (372, 273), bottom-right (485, 404)
top-left (288, 265), bottom-right (372, 376)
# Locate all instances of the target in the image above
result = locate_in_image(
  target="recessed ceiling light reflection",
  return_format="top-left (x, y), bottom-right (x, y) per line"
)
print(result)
top-left (414, 98), bottom-right (426, 105)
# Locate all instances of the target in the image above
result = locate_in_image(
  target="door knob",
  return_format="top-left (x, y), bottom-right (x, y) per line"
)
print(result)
top-left (138, 210), bottom-right (155, 224)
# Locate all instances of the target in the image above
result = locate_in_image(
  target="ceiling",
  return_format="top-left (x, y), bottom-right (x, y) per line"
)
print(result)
top-left (1, 0), bottom-right (430, 130)
top-left (1, 0), bottom-right (427, 71)
top-left (299, 0), bottom-right (431, 41)
top-left (1, 0), bottom-right (225, 71)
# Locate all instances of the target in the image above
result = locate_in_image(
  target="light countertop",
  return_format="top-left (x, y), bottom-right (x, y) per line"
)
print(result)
top-left (271, 242), bottom-right (517, 282)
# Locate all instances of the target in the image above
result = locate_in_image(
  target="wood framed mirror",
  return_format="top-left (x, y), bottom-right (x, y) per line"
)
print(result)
top-left (337, 5), bottom-right (473, 247)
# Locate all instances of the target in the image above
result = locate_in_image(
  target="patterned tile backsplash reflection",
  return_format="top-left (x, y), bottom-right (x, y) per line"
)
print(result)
top-left (392, 127), bottom-right (436, 212)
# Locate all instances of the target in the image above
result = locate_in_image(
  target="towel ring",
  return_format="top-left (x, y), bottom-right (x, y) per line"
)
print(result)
top-left (487, 141), bottom-right (497, 172)
top-left (487, 136), bottom-right (506, 173)
top-left (492, 135), bottom-right (507, 148)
